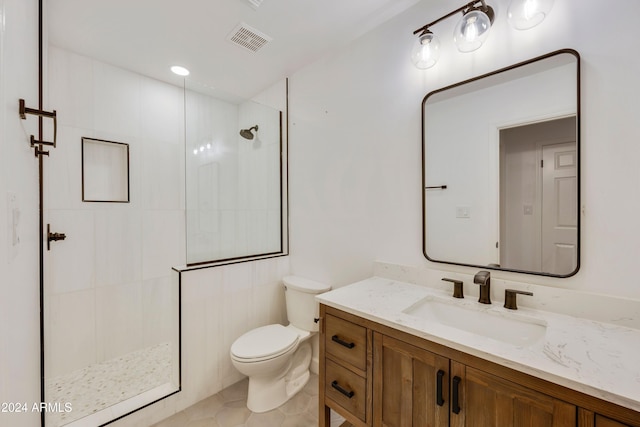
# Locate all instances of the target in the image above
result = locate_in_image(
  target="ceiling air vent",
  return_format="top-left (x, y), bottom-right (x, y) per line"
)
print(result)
top-left (226, 23), bottom-right (272, 53)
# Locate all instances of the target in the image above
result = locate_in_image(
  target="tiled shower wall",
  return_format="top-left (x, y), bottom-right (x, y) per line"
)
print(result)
top-left (44, 45), bottom-right (185, 377)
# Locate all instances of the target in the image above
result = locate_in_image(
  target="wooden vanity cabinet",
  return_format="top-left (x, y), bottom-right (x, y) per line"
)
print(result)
top-left (373, 333), bottom-right (449, 427)
top-left (319, 305), bottom-right (640, 427)
top-left (578, 409), bottom-right (635, 427)
top-left (594, 415), bottom-right (634, 427)
top-left (450, 362), bottom-right (576, 426)
top-left (320, 308), bottom-right (373, 427)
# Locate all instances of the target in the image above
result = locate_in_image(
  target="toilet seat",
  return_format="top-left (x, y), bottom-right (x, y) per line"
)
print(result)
top-left (231, 324), bottom-right (299, 362)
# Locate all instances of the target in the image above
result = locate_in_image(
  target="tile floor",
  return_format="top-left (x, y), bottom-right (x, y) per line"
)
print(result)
top-left (150, 374), bottom-right (346, 427)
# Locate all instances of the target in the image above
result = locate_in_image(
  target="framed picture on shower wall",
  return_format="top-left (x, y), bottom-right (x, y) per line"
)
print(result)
top-left (81, 137), bottom-right (130, 202)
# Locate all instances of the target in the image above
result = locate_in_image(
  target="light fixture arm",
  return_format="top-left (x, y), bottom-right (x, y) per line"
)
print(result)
top-left (412, 0), bottom-right (492, 35)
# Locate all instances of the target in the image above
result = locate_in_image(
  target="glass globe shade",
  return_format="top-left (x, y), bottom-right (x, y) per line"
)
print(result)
top-left (507, 0), bottom-right (554, 30)
top-left (453, 9), bottom-right (492, 53)
top-left (411, 32), bottom-right (441, 69)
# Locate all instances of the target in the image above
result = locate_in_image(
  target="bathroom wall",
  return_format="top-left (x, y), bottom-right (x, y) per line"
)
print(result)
top-left (288, 0), bottom-right (640, 299)
top-left (0, 0), bottom-right (41, 425)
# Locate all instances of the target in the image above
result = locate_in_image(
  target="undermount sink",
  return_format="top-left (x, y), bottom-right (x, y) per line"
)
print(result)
top-left (402, 297), bottom-right (547, 347)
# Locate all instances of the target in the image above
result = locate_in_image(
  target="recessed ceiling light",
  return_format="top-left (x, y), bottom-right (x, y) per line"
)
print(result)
top-left (171, 65), bottom-right (190, 76)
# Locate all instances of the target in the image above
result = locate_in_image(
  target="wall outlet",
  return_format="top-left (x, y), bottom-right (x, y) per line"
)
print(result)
top-left (456, 206), bottom-right (471, 219)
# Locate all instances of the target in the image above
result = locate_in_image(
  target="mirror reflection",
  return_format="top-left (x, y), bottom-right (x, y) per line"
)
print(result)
top-left (423, 50), bottom-right (580, 277)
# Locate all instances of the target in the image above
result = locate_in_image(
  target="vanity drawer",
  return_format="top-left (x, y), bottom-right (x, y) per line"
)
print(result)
top-left (325, 359), bottom-right (367, 422)
top-left (325, 314), bottom-right (367, 371)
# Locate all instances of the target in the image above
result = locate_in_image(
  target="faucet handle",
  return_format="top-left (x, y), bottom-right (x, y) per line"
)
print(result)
top-left (504, 289), bottom-right (533, 310)
top-left (442, 278), bottom-right (464, 299)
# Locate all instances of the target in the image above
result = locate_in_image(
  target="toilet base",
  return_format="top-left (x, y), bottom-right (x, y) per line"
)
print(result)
top-left (246, 342), bottom-right (312, 413)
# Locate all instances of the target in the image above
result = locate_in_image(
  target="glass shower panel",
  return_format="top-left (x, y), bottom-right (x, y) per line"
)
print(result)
top-left (185, 81), bottom-right (284, 265)
top-left (44, 44), bottom-right (182, 426)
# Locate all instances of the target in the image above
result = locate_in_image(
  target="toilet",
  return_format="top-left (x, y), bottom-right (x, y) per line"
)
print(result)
top-left (230, 275), bottom-right (331, 413)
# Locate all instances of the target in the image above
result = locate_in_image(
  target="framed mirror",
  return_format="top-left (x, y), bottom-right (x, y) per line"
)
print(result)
top-left (422, 49), bottom-right (580, 277)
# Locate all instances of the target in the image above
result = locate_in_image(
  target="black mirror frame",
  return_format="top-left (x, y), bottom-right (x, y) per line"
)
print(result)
top-left (421, 48), bottom-right (581, 278)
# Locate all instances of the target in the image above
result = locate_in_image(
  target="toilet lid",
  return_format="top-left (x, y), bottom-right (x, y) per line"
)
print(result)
top-left (231, 324), bottom-right (299, 360)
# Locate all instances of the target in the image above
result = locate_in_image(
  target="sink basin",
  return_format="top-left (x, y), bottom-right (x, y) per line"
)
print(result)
top-left (402, 297), bottom-right (547, 347)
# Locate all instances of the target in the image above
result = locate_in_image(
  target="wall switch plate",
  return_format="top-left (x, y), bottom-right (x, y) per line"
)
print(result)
top-left (456, 206), bottom-right (471, 219)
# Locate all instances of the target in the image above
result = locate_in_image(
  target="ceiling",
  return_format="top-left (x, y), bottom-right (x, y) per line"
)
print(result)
top-left (47, 0), bottom-right (420, 100)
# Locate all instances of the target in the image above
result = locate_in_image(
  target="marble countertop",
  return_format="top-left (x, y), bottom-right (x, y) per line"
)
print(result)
top-left (316, 276), bottom-right (640, 413)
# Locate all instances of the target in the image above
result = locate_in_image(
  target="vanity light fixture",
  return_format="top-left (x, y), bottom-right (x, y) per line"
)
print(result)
top-left (411, 30), bottom-right (441, 70)
top-left (412, 0), bottom-right (553, 69)
top-left (507, 0), bottom-right (554, 30)
top-left (453, 2), bottom-right (495, 53)
top-left (412, 0), bottom-right (495, 69)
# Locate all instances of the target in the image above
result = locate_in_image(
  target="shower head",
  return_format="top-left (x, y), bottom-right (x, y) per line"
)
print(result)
top-left (239, 125), bottom-right (259, 140)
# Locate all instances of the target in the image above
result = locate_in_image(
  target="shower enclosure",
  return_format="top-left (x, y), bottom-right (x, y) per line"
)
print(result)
top-left (185, 81), bottom-right (285, 265)
top-left (42, 43), bottom-right (183, 426)
top-left (40, 1), bottom-right (288, 425)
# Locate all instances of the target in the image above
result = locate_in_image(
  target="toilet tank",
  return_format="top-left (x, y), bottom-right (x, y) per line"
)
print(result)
top-left (283, 276), bottom-right (331, 332)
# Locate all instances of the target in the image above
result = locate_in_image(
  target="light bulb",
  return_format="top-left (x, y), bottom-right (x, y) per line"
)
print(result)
top-left (454, 9), bottom-right (493, 52)
top-left (507, 0), bottom-right (554, 30)
top-left (411, 32), bottom-right (441, 69)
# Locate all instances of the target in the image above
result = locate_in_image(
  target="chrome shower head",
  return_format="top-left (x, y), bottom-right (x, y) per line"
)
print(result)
top-left (239, 125), bottom-right (258, 140)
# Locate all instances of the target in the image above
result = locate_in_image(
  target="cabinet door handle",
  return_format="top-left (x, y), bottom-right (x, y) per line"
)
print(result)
top-left (331, 335), bottom-right (355, 349)
top-left (452, 376), bottom-right (461, 414)
top-left (331, 380), bottom-right (355, 398)
top-left (436, 370), bottom-right (445, 406)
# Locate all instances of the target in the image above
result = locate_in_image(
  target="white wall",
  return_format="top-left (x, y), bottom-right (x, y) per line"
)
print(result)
top-left (0, 0), bottom-right (42, 426)
top-left (288, 0), bottom-right (640, 299)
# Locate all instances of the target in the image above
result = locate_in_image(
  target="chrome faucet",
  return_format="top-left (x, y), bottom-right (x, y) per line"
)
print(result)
top-left (473, 270), bottom-right (491, 304)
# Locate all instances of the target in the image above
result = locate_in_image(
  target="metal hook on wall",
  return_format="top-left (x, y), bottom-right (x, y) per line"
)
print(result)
top-left (19, 98), bottom-right (57, 157)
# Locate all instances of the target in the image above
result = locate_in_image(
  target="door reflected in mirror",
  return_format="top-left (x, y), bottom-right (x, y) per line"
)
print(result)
top-left (423, 50), bottom-right (580, 277)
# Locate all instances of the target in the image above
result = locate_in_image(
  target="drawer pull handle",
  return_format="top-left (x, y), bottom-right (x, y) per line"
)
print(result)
top-left (331, 380), bottom-right (355, 398)
top-left (436, 369), bottom-right (445, 406)
top-left (452, 376), bottom-right (461, 414)
top-left (331, 335), bottom-right (355, 349)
